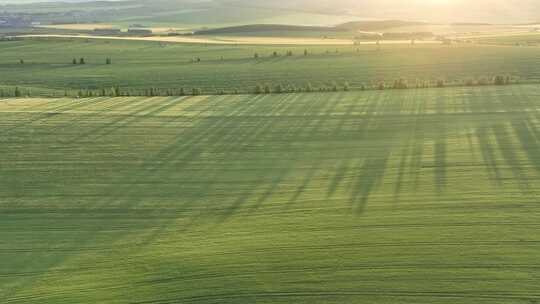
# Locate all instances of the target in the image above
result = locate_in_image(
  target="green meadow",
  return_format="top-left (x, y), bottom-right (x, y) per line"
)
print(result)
top-left (1, 85), bottom-right (540, 303)
top-left (2, 38), bottom-right (540, 95)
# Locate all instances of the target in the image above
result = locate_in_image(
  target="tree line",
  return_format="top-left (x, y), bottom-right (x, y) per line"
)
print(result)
top-left (0, 75), bottom-right (522, 99)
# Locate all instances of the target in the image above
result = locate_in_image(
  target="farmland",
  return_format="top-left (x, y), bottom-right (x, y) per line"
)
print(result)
top-left (2, 38), bottom-right (540, 96)
top-left (1, 85), bottom-right (540, 303)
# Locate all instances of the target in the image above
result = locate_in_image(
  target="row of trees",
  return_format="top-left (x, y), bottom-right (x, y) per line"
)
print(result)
top-left (17, 58), bottom-right (113, 65)
top-left (0, 87), bottom-right (23, 97)
top-left (254, 82), bottom-right (350, 94)
top-left (71, 58), bottom-right (113, 65)
top-left (0, 76), bottom-right (519, 99)
top-left (194, 49), bottom-right (317, 63)
top-left (375, 75), bottom-right (515, 90)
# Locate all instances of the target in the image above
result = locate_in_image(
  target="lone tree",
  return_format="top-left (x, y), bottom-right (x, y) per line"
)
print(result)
top-left (254, 53), bottom-right (259, 59)
top-left (19, 59), bottom-right (24, 64)
top-left (331, 82), bottom-right (338, 92)
top-left (106, 58), bottom-right (112, 65)
top-left (72, 58), bottom-right (77, 65)
top-left (254, 84), bottom-right (263, 94)
top-left (112, 86), bottom-right (121, 97)
top-left (304, 49), bottom-right (308, 56)
top-left (14, 87), bottom-right (21, 97)
top-left (79, 58), bottom-right (85, 65)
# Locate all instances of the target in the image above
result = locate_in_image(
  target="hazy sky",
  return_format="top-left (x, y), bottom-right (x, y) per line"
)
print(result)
top-left (293, 0), bottom-right (540, 23)
top-left (1, 0), bottom-right (538, 23)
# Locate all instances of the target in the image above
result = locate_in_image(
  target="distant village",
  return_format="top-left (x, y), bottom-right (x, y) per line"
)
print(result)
top-left (0, 12), bottom-right (156, 37)
top-left (0, 14), bottom-right (36, 28)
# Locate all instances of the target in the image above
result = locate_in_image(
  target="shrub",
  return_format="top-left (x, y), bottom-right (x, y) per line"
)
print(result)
top-left (378, 82), bottom-right (385, 90)
top-left (436, 80), bottom-right (445, 88)
top-left (274, 84), bottom-right (284, 94)
top-left (106, 58), bottom-right (112, 65)
top-left (264, 84), bottom-right (271, 94)
top-left (79, 58), bottom-right (85, 65)
top-left (192, 88), bottom-right (201, 96)
top-left (343, 82), bottom-right (350, 91)
top-left (254, 84), bottom-right (263, 94)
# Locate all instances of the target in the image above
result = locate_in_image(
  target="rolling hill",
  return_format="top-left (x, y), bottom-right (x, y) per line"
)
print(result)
top-left (3, 0), bottom-right (540, 27)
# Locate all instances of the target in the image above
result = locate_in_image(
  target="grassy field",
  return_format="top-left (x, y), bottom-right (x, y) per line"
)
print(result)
top-left (2, 38), bottom-right (540, 95)
top-left (1, 85), bottom-right (540, 303)
top-left (476, 32), bottom-right (540, 46)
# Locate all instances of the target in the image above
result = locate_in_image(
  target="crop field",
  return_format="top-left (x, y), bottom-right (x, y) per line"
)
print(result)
top-left (1, 85), bottom-right (540, 303)
top-left (476, 33), bottom-right (540, 46)
top-left (2, 38), bottom-right (540, 96)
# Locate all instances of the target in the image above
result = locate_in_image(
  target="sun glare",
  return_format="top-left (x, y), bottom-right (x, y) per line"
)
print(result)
top-left (419, 0), bottom-right (453, 5)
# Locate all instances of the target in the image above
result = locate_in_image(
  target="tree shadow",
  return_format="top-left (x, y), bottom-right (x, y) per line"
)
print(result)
top-left (434, 95), bottom-right (447, 195)
top-left (1, 97), bottom-right (110, 135)
top-left (71, 96), bottom-right (186, 143)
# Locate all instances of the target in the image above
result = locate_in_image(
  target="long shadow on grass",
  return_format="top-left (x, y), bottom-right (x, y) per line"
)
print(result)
top-left (1, 97), bottom-right (110, 135)
top-left (392, 89), bottom-right (422, 204)
top-left (48, 96), bottom-right (150, 135)
top-left (68, 96), bottom-right (186, 143)
top-left (325, 95), bottom-right (372, 198)
top-left (345, 91), bottom-right (400, 213)
top-left (434, 93), bottom-right (447, 195)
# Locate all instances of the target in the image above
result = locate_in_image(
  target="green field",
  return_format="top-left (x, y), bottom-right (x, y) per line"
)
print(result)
top-left (2, 38), bottom-right (540, 96)
top-left (1, 85), bottom-right (540, 303)
top-left (476, 33), bottom-right (540, 46)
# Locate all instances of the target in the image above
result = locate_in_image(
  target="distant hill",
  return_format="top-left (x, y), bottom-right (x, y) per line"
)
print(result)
top-left (337, 20), bottom-right (427, 32)
top-left (1, 0), bottom-right (539, 25)
top-left (195, 24), bottom-right (344, 35)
